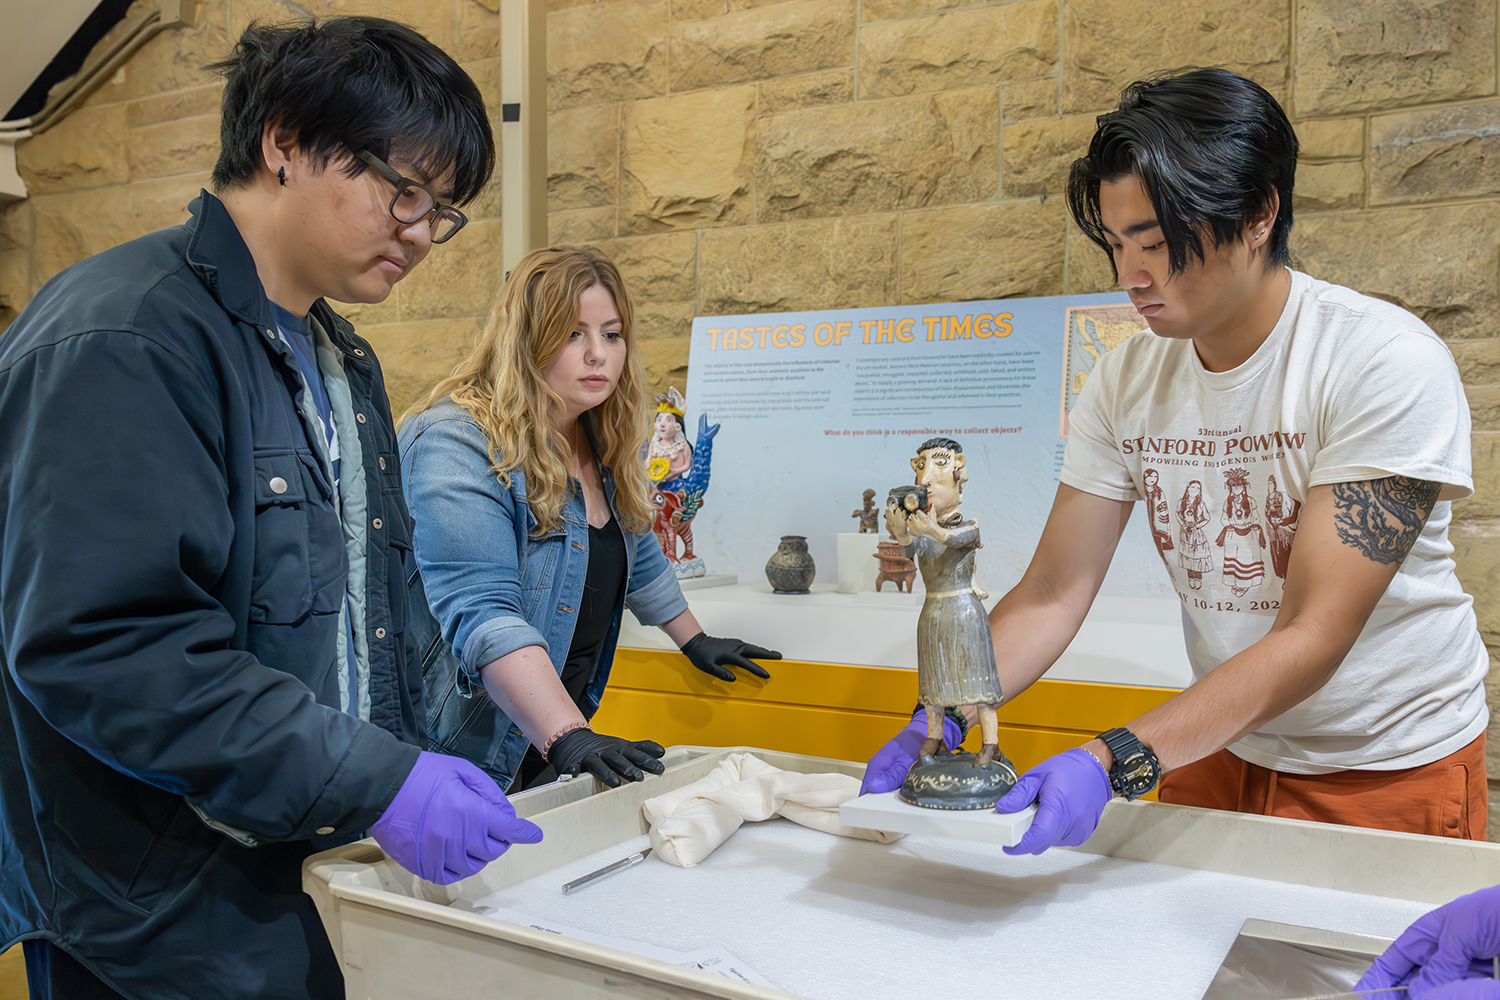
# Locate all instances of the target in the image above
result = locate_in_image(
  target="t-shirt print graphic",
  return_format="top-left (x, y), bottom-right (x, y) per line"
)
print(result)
top-left (1214, 466), bottom-right (1266, 596)
top-left (1143, 462), bottom-right (1303, 602)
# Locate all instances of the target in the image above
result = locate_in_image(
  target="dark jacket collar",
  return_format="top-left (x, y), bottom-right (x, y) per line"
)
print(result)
top-left (184, 189), bottom-right (365, 360)
top-left (184, 190), bottom-right (272, 329)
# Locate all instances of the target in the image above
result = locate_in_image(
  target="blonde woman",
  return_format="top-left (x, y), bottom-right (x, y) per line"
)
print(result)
top-left (399, 245), bottom-right (778, 790)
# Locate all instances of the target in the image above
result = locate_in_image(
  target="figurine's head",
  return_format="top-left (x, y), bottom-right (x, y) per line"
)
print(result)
top-left (912, 437), bottom-right (966, 517)
top-left (862, 488), bottom-right (876, 506)
top-left (652, 398), bottom-right (687, 445)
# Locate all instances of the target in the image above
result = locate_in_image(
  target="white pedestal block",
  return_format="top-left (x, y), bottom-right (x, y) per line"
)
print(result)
top-left (678, 573), bottom-right (737, 591)
top-left (835, 532), bottom-right (881, 594)
top-left (838, 790), bottom-right (1036, 847)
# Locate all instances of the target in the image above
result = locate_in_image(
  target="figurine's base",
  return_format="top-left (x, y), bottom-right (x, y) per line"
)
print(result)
top-left (770, 588), bottom-right (811, 595)
top-left (898, 750), bottom-right (1020, 810)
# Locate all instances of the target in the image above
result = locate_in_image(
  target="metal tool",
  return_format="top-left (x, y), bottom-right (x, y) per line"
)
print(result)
top-left (1281, 989), bottom-right (1406, 999)
top-left (561, 847), bottom-right (652, 895)
top-left (1201, 918), bottom-right (1394, 1000)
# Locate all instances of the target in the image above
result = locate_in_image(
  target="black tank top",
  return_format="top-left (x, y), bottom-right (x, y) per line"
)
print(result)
top-left (557, 516), bottom-right (626, 709)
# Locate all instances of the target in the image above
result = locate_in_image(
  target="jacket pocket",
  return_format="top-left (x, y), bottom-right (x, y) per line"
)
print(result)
top-left (519, 531), bottom-right (562, 620)
top-left (250, 449), bottom-right (344, 625)
top-left (123, 795), bottom-right (216, 914)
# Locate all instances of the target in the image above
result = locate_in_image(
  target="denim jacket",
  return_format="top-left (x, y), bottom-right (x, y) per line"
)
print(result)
top-left (398, 399), bottom-right (688, 785)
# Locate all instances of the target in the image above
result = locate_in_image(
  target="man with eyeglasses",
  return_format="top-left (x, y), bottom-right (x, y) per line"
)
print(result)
top-left (0, 17), bottom-right (542, 1000)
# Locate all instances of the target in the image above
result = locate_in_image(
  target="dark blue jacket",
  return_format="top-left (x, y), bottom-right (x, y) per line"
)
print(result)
top-left (0, 193), bottom-right (429, 999)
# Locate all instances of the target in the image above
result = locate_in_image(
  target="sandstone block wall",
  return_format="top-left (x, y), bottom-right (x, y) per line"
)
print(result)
top-left (4, 0), bottom-right (1500, 834)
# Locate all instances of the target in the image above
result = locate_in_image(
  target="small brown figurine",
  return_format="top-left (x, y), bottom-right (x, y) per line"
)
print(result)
top-left (886, 437), bottom-right (1018, 809)
top-left (874, 540), bottom-right (916, 592)
top-left (852, 488), bottom-right (880, 533)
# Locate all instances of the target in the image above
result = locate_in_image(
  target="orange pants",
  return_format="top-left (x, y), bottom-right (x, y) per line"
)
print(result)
top-left (1157, 733), bottom-right (1487, 840)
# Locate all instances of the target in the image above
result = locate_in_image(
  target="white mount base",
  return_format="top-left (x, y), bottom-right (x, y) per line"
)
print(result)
top-left (839, 790), bottom-right (1037, 847)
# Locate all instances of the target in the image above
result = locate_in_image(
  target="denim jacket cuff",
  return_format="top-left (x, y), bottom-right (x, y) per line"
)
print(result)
top-left (460, 616), bottom-right (550, 682)
top-left (624, 564), bottom-right (689, 626)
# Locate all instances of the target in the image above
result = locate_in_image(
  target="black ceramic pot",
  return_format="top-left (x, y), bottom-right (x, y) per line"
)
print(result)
top-left (765, 535), bottom-right (815, 593)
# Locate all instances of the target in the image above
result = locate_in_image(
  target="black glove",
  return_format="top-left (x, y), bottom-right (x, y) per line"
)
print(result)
top-left (680, 632), bottom-right (781, 682)
top-left (546, 728), bottom-right (665, 788)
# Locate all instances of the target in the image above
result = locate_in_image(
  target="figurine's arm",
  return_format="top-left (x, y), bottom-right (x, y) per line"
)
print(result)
top-left (943, 520), bottom-right (981, 550)
top-left (905, 507), bottom-right (952, 544)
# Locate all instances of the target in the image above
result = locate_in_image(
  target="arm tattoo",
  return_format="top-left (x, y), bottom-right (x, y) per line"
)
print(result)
top-left (1331, 476), bottom-right (1442, 565)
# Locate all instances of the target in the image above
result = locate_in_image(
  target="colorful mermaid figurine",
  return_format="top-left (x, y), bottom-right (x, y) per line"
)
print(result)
top-left (646, 387), bottom-right (718, 579)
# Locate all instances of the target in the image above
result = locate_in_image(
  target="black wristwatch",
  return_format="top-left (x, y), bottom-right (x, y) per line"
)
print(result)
top-left (1098, 727), bottom-right (1161, 801)
top-left (912, 703), bottom-right (970, 745)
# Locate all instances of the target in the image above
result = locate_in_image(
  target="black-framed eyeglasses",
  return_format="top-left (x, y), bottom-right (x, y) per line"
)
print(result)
top-left (355, 149), bottom-right (468, 244)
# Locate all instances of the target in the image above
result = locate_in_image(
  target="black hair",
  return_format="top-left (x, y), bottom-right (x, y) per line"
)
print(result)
top-left (917, 437), bottom-right (962, 455)
top-left (208, 17), bottom-right (495, 206)
top-left (1067, 68), bottom-right (1298, 277)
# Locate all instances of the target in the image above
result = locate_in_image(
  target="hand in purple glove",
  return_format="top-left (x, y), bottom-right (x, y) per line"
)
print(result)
top-left (1355, 884), bottom-right (1500, 998)
top-left (994, 747), bottom-right (1111, 856)
top-left (859, 709), bottom-right (964, 795)
top-left (370, 751), bottom-right (543, 885)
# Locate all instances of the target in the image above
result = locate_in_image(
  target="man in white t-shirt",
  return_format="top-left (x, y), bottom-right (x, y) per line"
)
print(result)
top-left (860, 68), bottom-right (1489, 852)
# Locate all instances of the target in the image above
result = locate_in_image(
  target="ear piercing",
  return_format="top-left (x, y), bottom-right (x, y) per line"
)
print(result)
top-left (277, 166), bottom-right (286, 186)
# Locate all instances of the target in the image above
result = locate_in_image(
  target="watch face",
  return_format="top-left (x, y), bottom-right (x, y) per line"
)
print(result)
top-left (1113, 752), bottom-right (1160, 799)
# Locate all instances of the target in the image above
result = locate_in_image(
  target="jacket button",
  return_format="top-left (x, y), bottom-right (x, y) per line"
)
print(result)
top-left (375, 627), bottom-right (387, 639)
top-left (315, 826), bottom-right (335, 835)
top-left (371, 518), bottom-right (383, 529)
top-left (378, 456), bottom-right (386, 471)
top-left (356, 413), bottom-right (367, 424)
top-left (268, 477), bottom-right (288, 494)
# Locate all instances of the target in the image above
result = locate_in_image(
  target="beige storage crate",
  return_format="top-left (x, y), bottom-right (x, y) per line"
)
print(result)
top-left (304, 746), bottom-right (1500, 1000)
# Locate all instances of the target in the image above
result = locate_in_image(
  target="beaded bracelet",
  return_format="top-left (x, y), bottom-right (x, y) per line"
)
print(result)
top-left (542, 720), bottom-right (591, 760)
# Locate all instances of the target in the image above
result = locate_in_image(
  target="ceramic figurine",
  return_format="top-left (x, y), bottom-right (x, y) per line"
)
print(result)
top-left (885, 437), bottom-right (1018, 810)
top-left (646, 387), bottom-right (717, 579)
top-left (852, 488), bottom-right (879, 533)
top-left (765, 535), bottom-right (815, 593)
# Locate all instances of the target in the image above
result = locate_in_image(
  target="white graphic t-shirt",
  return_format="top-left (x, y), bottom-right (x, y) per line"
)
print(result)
top-left (1061, 269), bottom-right (1488, 773)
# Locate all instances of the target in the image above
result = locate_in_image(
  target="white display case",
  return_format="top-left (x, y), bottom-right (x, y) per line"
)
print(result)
top-left (305, 747), bottom-right (1500, 1000)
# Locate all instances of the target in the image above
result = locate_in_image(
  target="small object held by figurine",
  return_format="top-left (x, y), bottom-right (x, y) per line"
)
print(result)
top-left (888, 484), bottom-right (928, 513)
top-left (900, 748), bottom-right (1019, 810)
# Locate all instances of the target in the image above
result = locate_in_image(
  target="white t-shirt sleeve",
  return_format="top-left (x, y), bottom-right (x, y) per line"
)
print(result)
top-left (1310, 331), bottom-right (1474, 502)
top-left (1059, 349), bottom-right (1141, 502)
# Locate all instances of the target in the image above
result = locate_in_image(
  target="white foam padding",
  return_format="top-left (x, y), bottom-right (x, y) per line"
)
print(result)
top-left (839, 791), bottom-right (1036, 846)
top-left (467, 818), bottom-right (1433, 1000)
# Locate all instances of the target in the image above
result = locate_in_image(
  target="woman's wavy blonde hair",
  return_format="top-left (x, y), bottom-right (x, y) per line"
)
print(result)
top-left (402, 244), bottom-right (653, 536)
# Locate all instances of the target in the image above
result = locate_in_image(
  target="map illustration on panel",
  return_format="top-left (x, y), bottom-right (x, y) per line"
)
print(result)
top-left (1059, 303), bottom-right (1150, 436)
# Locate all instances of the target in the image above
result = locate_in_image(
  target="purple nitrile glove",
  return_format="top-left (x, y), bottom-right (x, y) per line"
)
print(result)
top-left (370, 751), bottom-right (543, 885)
top-left (1355, 885), bottom-right (1500, 998)
top-left (858, 708), bottom-right (964, 795)
top-left (994, 747), bottom-right (1112, 856)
